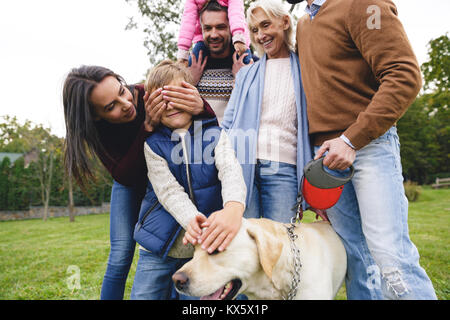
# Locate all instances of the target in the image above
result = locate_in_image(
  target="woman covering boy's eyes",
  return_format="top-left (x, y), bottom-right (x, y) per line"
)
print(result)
top-left (89, 75), bottom-right (205, 133)
top-left (145, 79), bottom-right (205, 132)
top-left (156, 78), bottom-right (194, 130)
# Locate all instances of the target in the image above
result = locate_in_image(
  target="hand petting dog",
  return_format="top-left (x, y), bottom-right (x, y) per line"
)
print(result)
top-left (183, 201), bottom-right (244, 254)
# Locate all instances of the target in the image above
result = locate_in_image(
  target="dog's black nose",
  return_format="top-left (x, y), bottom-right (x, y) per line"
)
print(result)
top-left (172, 271), bottom-right (189, 290)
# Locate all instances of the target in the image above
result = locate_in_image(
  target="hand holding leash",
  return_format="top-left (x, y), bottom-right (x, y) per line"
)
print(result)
top-left (315, 137), bottom-right (356, 171)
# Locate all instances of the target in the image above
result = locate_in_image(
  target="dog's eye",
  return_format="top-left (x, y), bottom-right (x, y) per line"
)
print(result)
top-left (209, 249), bottom-right (220, 255)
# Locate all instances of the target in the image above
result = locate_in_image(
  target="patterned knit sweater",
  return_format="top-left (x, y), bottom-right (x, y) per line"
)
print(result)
top-left (197, 52), bottom-right (235, 125)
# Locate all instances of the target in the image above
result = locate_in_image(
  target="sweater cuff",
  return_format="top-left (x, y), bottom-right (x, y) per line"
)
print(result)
top-left (177, 49), bottom-right (190, 61)
top-left (232, 33), bottom-right (247, 45)
top-left (343, 124), bottom-right (373, 150)
top-left (201, 98), bottom-right (216, 118)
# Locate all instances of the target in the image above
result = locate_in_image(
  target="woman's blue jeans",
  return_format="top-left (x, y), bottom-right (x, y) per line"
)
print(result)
top-left (100, 181), bottom-right (140, 300)
top-left (244, 160), bottom-right (298, 223)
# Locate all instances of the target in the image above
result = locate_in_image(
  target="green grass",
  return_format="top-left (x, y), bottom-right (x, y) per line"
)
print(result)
top-left (0, 187), bottom-right (448, 300)
top-left (0, 213), bottom-right (139, 300)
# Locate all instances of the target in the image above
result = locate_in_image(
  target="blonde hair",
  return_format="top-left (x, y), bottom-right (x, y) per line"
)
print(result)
top-left (145, 60), bottom-right (194, 93)
top-left (246, 0), bottom-right (294, 57)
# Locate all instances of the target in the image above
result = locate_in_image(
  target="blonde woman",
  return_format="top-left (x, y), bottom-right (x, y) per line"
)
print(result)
top-left (222, 0), bottom-right (312, 223)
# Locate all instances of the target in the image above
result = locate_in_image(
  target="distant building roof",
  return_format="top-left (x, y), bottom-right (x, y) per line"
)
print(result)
top-left (0, 153), bottom-right (23, 164)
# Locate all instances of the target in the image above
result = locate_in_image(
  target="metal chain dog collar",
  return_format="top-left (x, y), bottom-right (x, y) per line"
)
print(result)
top-left (284, 223), bottom-right (302, 300)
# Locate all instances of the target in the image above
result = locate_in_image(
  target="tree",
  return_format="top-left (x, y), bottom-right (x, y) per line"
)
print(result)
top-left (398, 33), bottom-right (450, 183)
top-left (37, 148), bottom-right (55, 221)
top-left (0, 116), bottom-right (114, 215)
top-left (0, 158), bottom-right (11, 210)
top-left (421, 34), bottom-right (450, 93)
top-left (0, 116), bottom-right (36, 152)
top-left (126, 0), bottom-right (181, 65)
top-left (0, 116), bottom-right (62, 218)
top-left (398, 95), bottom-right (438, 183)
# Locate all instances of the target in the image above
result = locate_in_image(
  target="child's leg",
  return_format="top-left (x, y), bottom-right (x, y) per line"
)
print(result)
top-left (130, 251), bottom-right (198, 300)
top-left (130, 250), bottom-right (176, 300)
top-left (188, 41), bottom-right (210, 67)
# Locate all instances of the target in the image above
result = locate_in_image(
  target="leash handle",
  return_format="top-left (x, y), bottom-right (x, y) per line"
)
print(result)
top-left (304, 157), bottom-right (355, 189)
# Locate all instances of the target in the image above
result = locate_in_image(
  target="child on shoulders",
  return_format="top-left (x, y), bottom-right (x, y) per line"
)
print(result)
top-left (177, 0), bottom-right (252, 65)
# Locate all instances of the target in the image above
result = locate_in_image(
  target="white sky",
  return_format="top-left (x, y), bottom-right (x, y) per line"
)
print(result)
top-left (0, 0), bottom-right (449, 138)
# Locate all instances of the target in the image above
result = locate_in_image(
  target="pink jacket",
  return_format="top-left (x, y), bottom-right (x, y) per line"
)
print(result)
top-left (177, 0), bottom-right (250, 60)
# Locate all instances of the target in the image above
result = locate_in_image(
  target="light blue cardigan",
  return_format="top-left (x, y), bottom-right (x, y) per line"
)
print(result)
top-left (221, 52), bottom-right (313, 206)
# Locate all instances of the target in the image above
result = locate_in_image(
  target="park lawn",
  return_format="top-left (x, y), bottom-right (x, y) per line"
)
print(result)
top-left (0, 187), bottom-right (448, 300)
top-left (0, 213), bottom-right (138, 300)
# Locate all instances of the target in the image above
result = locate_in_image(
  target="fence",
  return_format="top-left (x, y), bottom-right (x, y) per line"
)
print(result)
top-left (0, 203), bottom-right (111, 221)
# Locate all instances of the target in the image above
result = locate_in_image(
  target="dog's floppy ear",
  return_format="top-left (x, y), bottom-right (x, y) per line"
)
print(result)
top-left (246, 219), bottom-right (284, 279)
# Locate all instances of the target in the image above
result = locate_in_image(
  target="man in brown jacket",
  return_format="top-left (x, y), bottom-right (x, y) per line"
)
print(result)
top-left (297, 0), bottom-right (436, 299)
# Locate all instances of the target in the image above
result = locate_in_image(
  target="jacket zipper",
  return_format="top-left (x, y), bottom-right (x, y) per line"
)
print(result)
top-left (136, 200), bottom-right (159, 231)
top-left (160, 226), bottom-right (181, 257)
top-left (161, 133), bottom-right (194, 255)
top-left (180, 131), bottom-right (196, 205)
top-left (138, 131), bottom-right (195, 254)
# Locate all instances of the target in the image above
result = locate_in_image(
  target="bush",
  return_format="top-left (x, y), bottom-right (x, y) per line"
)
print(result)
top-left (404, 181), bottom-right (422, 202)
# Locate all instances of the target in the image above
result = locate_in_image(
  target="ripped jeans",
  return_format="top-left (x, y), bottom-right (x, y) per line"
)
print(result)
top-left (317, 127), bottom-right (437, 300)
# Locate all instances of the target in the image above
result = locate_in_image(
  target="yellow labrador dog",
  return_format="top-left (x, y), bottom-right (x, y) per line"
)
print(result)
top-left (172, 218), bottom-right (346, 300)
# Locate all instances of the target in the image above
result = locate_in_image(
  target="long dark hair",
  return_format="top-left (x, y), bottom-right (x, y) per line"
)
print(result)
top-left (62, 65), bottom-right (124, 189)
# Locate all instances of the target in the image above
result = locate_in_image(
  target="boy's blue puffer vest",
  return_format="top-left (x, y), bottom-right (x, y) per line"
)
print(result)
top-left (134, 118), bottom-right (223, 258)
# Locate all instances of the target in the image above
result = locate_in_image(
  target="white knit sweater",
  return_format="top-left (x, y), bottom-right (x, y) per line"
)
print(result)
top-left (257, 58), bottom-right (298, 165)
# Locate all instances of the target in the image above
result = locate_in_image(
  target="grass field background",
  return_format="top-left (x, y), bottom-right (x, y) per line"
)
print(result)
top-left (0, 187), bottom-right (448, 300)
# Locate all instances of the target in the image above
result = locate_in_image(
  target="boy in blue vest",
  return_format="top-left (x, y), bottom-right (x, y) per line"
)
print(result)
top-left (131, 60), bottom-right (247, 300)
